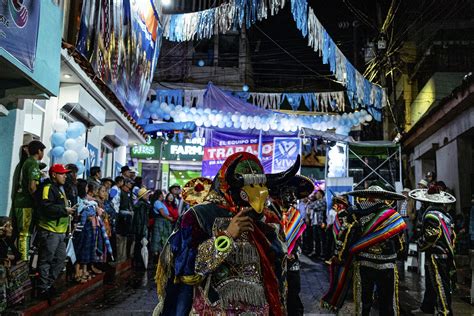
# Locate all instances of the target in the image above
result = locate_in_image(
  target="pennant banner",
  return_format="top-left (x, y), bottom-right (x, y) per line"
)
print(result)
top-left (155, 89), bottom-right (346, 112)
top-left (161, 0), bottom-right (386, 118)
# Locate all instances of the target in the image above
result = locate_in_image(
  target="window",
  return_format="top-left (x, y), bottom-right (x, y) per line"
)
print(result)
top-left (218, 34), bottom-right (239, 68)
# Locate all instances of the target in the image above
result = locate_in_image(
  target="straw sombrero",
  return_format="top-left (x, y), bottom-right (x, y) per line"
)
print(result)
top-left (346, 185), bottom-right (405, 201)
top-left (137, 187), bottom-right (151, 200)
top-left (182, 177), bottom-right (213, 206)
top-left (408, 188), bottom-right (456, 204)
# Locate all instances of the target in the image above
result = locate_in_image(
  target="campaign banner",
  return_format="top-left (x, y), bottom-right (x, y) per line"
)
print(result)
top-left (325, 177), bottom-right (353, 214)
top-left (202, 131), bottom-right (274, 178)
top-left (76, 0), bottom-right (162, 118)
top-left (0, 0), bottom-right (41, 70)
top-left (272, 137), bottom-right (302, 173)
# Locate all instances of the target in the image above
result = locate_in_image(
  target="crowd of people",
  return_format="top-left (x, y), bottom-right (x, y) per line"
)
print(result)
top-left (1, 140), bottom-right (186, 310)
top-left (0, 140), bottom-right (466, 315)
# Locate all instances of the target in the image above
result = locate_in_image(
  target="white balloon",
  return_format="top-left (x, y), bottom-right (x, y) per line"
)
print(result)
top-left (64, 138), bottom-right (77, 150)
top-left (204, 120), bottom-right (211, 128)
top-left (160, 102), bottom-right (168, 110)
top-left (53, 119), bottom-right (68, 133)
top-left (262, 123), bottom-right (270, 132)
top-left (79, 147), bottom-right (89, 160)
top-left (217, 121), bottom-right (226, 129)
top-left (63, 150), bottom-right (78, 164)
top-left (365, 114), bottom-right (373, 122)
top-left (190, 107), bottom-right (197, 114)
top-left (195, 119), bottom-right (204, 127)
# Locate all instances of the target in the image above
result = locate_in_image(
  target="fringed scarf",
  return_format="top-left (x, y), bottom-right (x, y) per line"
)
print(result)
top-left (282, 206), bottom-right (306, 255)
top-left (321, 208), bottom-right (406, 311)
top-left (251, 224), bottom-right (284, 316)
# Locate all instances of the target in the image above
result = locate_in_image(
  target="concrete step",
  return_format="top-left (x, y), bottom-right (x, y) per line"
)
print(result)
top-left (5, 260), bottom-right (131, 316)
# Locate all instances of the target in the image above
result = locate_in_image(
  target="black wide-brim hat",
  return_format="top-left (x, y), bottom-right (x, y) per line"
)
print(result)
top-left (272, 175), bottom-right (315, 199)
top-left (346, 185), bottom-right (405, 201)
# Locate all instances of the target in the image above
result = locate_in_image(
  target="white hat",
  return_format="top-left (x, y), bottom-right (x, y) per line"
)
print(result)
top-left (408, 188), bottom-right (456, 204)
top-left (418, 179), bottom-right (428, 187)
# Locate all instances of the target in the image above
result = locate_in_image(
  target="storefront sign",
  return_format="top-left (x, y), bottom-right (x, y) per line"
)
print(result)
top-left (0, 0), bottom-right (41, 70)
top-left (130, 137), bottom-right (204, 161)
top-left (131, 144), bottom-right (156, 157)
top-left (272, 137), bottom-right (301, 173)
top-left (202, 131), bottom-right (274, 178)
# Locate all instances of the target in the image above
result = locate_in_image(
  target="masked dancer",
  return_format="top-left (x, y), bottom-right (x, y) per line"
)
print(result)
top-left (321, 184), bottom-right (407, 316)
top-left (409, 185), bottom-right (456, 316)
top-left (154, 153), bottom-right (300, 316)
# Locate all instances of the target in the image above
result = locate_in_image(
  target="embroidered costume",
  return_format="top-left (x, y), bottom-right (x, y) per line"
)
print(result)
top-left (321, 185), bottom-right (407, 316)
top-left (268, 175), bottom-right (314, 316)
top-left (409, 186), bottom-right (457, 316)
top-left (154, 153), bottom-right (300, 316)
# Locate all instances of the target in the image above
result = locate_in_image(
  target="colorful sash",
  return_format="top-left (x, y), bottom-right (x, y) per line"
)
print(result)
top-left (425, 211), bottom-right (454, 256)
top-left (321, 208), bottom-right (406, 311)
top-left (282, 207), bottom-right (306, 255)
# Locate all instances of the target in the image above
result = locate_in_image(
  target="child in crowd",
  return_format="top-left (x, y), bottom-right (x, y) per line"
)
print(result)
top-left (0, 217), bottom-right (28, 311)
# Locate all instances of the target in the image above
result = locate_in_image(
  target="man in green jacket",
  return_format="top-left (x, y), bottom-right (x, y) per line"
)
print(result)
top-left (37, 164), bottom-right (75, 300)
top-left (12, 140), bottom-right (45, 261)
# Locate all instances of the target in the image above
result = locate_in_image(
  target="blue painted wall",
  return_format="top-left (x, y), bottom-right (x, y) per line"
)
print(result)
top-left (0, 0), bottom-right (62, 96)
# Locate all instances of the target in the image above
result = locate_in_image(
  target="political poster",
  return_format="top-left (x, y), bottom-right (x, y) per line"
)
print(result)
top-left (271, 137), bottom-right (302, 173)
top-left (202, 131), bottom-right (274, 178)
top-left (0, 0), bottom-right (41, 70)
top-left (76, 0), bottom-right (162, 118)
top-left (85, 143), bottom-right (99, 176)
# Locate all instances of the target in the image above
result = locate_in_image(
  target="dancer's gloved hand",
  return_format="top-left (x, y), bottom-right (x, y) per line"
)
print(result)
top-left (227, 207), bottom-right (254, 239)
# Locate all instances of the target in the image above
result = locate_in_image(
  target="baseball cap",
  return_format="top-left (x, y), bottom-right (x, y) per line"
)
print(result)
top-left (49, 164), bottom-right (71, 174)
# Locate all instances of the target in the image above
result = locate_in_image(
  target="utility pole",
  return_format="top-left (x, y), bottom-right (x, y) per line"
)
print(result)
top-left (376, 1), bottom-right (391, 141)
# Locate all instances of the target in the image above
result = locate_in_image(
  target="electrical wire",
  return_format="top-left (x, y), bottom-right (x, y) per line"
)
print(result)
top-left (253, 24), bottom-right (343, 83)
